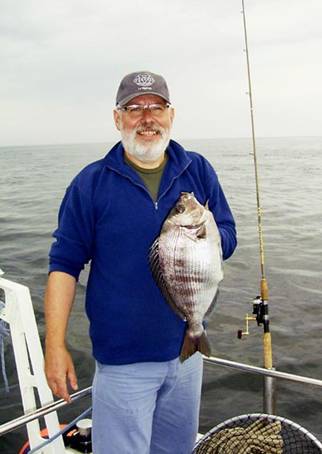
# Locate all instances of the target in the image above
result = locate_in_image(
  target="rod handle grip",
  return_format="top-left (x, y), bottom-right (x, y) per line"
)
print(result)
top-left (261, 278), bottom-right (269, 301)
top-left (263, 332), bottom-right (273, 369)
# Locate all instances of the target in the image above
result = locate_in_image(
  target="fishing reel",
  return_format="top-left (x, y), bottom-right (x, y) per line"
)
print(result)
top-left (237, 296), bottom-right (265, 339)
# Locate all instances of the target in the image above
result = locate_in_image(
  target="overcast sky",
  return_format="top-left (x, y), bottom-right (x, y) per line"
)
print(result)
top-left (1, 0), bottom-right (321, 146)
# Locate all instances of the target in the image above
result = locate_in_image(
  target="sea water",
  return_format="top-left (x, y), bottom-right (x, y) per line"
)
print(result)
top-left (0, 137), bottom-right (322, 451)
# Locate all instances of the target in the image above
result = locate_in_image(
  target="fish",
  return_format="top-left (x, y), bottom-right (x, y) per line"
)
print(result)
top-left (149, 192), bottom-right (224, 362)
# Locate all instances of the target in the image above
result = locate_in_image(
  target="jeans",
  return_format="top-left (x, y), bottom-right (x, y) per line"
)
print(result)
top-left (92, 352), bottom-right (203, 454)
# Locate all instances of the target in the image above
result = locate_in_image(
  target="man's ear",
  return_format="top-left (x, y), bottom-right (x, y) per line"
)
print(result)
top-left (170, 107), bottom-right (175, 124)
top-left (113, 110), bottom-right (121, 131)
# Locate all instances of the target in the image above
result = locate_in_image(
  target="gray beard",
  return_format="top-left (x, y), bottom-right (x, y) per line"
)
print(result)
top-left (120, 127), bottom-right (171, 163)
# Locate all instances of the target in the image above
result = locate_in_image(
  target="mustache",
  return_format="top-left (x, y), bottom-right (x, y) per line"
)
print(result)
top-left (136, 125), bottom-right (164, 135)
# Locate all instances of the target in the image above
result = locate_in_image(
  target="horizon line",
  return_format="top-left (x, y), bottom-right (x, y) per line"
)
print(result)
top-left (1, 135), bottom-right (321, 149)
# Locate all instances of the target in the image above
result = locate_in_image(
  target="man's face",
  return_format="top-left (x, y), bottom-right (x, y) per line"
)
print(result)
top-left (113, 94), bottom-right (175, 164)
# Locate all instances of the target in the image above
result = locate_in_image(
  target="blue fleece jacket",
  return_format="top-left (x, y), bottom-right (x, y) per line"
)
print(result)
top-left (49, 140), bottom-right (237, 364)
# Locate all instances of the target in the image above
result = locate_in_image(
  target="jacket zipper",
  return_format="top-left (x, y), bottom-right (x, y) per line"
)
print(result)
top-left (155, 161), bottom-right (191, 209)
top-left (107, 165), bottom-right (157, 208)
top-left (107, 160), bottom-right (191, 211)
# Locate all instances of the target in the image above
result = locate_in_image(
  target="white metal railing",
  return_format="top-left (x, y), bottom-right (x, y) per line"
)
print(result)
top-left (203, 356), bottom-right (322, 387)
top-left (2, 355), bottom-right (322, 437)
top-left (1, 273), bottom-right (322, 448)
top-left (0, 274), bottom-right (65, 453)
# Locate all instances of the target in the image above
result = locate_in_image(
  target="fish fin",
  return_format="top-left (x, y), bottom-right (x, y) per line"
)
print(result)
top-left (149, 238), bottom-right (186, 321)
top-left (205, 288), bottom-right (220, 319)
top-left (196, 223), bottom-right (207, 239)
top-left (180, 333), bottom-right (198, 362)
top-left (180, 331), bottom-right (212, 362)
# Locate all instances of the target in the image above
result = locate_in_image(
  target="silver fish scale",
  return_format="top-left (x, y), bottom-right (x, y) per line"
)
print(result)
top-left (158, 217), bottom-right (222, 335)
top-left (149, 192), bottom-right (224, 350)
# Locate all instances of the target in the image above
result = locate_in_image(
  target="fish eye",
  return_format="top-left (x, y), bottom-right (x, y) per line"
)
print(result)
top-left (176, 204), bottom-right (185, 213)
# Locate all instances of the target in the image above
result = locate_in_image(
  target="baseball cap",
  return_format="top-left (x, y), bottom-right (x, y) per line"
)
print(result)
top-left (116, 71), bottom-right (170, 107)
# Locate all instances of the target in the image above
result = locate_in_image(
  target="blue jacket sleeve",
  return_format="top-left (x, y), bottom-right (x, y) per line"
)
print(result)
top-left (204, 161), bottom-right (237, 260)
top-left (49, 181), bottom-right (95, 280)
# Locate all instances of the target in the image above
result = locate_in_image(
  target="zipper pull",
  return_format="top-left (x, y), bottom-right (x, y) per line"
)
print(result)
top-left (155, 201), bottom-right (158, 210)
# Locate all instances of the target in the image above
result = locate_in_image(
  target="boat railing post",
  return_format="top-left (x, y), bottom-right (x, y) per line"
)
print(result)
top-left (0, 276), bottom-right (66, 453)
top-left (263, 373), bottom-right (276, 414)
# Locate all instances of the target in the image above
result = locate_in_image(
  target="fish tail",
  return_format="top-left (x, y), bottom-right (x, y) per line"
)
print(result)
top-left (180, 331), bottom-right (211, 363)
top-left (180, 333), bottom-right (198, 362)
top-left (197, 331), bottom-right (211, 358)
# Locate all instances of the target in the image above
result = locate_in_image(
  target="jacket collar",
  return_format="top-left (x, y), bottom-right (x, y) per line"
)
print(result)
top-left (103, 140), bottom-right (192, 183)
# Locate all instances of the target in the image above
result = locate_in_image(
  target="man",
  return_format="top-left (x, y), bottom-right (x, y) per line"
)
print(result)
top-left (45, 71), bottom-right (237, 454)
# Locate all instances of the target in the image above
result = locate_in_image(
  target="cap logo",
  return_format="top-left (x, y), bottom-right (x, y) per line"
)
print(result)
top-left (133, 73), bottom-right (155, 87)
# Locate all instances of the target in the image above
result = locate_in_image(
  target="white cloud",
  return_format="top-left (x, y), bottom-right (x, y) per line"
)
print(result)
top-left (1, 0), bottom-right (322, 145)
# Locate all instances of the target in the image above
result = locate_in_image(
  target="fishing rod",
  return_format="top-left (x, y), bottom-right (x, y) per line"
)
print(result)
top-left (238, 0), bottom-right (274, 405)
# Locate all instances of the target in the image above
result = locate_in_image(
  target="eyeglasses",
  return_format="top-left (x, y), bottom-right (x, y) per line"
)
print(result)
top-left (117, 103), bottom-right (171, 118)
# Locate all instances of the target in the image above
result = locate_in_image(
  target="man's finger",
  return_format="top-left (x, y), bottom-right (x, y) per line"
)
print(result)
top-left (58, 386), bottom-right (71, 402)
top-left (53, 378), bottom-right (71, 402)
top-left (48, 379), bottom-right (58, 397)
top-left (67, 367), bottom-right (79, 391)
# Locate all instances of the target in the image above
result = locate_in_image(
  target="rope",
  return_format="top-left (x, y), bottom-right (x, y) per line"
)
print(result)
top-left (194, 414), bottom-right (322, 453)
top-left (195, 419), bottom-right (283, 453)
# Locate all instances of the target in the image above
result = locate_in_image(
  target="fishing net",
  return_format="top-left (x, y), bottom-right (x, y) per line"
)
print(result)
top-left (193, 413), bottom-right (322, 453)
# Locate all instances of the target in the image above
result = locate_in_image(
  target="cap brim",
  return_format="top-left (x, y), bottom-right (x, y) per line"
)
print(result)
top-left (117, 92), bottom-right (170, 107)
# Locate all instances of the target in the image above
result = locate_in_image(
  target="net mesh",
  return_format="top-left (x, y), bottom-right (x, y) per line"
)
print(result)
top-left (193, 414), bottom-right (322, 454)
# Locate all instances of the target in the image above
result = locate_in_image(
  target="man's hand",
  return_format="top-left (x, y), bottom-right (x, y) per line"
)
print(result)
top-left (45, 345), bottom-right (78, 402)
top-left (44, 271), bottom-right (77, 402)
